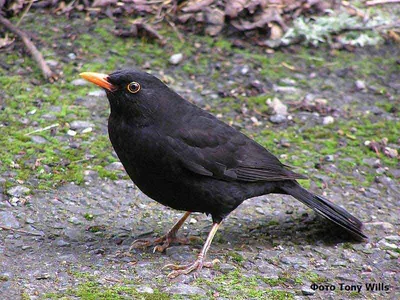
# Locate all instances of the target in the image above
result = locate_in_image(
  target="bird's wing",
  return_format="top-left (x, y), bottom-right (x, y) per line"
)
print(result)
top-left (165, 114), bottom-right (305, 182)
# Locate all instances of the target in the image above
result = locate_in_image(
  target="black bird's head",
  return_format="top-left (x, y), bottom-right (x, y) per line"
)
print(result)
top-left (80, 70), bottom-right (176, 121)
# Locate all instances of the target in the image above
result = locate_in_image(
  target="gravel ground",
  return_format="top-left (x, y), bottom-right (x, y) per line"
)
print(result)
top-left (1, 10), bottom-right (399, 300)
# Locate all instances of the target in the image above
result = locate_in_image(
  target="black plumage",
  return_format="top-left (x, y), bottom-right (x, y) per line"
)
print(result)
top-left (81, 69), bottom-right (366, 278)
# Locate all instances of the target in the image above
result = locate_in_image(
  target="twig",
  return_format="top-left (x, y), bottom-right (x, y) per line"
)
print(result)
top-left (0, 15), bottom-right (57, 82)
top-left (16, 0), bottom-right (34, 27)
top-left (24, 123), bottom-right (59, 136)
top-left (0, 225), bottom-right (44, 236)
top-left (166, 19), bottom-right (184, 42)
top-left (366, 0), bottom-right (400, 6)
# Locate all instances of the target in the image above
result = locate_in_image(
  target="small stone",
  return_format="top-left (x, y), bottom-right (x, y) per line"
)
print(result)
top-left (322, 116), bottom-right (334, 125)
top-left (384, 235), bottom-right (400, 241)
top-left (384, 147), bottom-right (398, 158)
top-left (240, 65), bottom-right (249, 75)
top-left (81, 127), bottom-right (93, 134)
top-left (269, 114), bottom-right (286, 124)
top-left (324, 155), bottom-right (334, 162)
top-left (84, 170), bottom-right (99, 181)
top-left (30, 135), bottom-right (47, 144)
top-left (70, 121), bottom-right (95, 130)
top-left (105, 162), bottom-right (124, 171)
top-left (71, 78), bottom-right (88, 86)
top-left (68, 53), bottom-right (76, 60)
top-left (67, 130), bottom-right (77, 136)
top-left (169, 53), bottom-right (183, 65)
top-left (88, 90), bottom-right (106, 97)
top-left (267, 98), bottom-right (288, 115)
top-left (55, 239), bottom-right (70, 247)
top-left (45, 60), bottom-right (58, 67)
top-left (7, 185), bottom-right (30, 197)
top-left (165, 283), bottom-right (206, 296)
top-left (355, 80), bottom-right (366, 90)
top-left (273, 85), bottom-right (299, 93)
top-left (136, 286), bottom-right (154, 294)
top-left (0, 211), bottom-right (20, 228)
top-left (378, 240), bottom-right (398, 250)
top-left (250, 116), bottom-right (261, 126)
top-left (387, 250), bottom-right (399, 258)
top-left (68, 216), bottom-right (81, 225)
top-left (365, 222), bottom-right (394, 233)
top-left (280, 78), bottom-right (296, 86)
top-left (302, 287), bottom-right (315, 296)
top-left (189, 218), bottom-right (197, 224)
top-left (362, 158), bottom-right (381, 168)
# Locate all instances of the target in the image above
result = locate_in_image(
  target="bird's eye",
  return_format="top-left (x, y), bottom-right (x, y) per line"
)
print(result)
top-left (127, 82), bottom-right (141, 93)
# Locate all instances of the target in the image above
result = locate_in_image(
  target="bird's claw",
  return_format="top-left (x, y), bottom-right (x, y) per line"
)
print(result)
top-left (162, 258), bottom-right (220, 278)
top-left (130, 235), bottom-right (193, 253)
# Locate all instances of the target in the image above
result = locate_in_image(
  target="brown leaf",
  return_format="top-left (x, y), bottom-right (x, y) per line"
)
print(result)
top-left (182, 0), bottom-right (214, 13)
top-left (231, 7), bottom-right (286, 31)
top-left (92, 0), bottom-right (117, 8)
top-left (0, 36), bottom-right (15, 49)
top-left (205, 8), bottom-right (225, 36)
top-left (225, 0), bottom-right (246, 18)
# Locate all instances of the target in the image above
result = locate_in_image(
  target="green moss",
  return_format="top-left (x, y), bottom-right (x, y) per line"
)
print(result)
top-left (303, 271), bottom-right (326, 283)
top-left (227, 251), bottom-right (244, 264)
top-left (196, 270), bottom-right (295, 299)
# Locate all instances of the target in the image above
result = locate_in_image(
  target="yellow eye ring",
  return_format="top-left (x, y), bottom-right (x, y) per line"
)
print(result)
top-left (127, 82), bottom-right (141, 93)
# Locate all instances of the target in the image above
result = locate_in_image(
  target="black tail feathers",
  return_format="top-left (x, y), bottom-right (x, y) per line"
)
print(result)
top-left (281, 182), bottom-right (367, 239)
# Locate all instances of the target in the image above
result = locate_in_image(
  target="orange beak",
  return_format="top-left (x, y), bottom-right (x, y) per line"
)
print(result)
top-left (79, 72), bottom-right (116, 91)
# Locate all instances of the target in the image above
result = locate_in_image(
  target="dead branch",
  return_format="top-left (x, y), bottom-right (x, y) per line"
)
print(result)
top-left (0, 15), bottom-right (57, 82)
top-left (366, 0), bottom-right (400, 6)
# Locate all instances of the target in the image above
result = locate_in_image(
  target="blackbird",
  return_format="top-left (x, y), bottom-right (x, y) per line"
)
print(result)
top-left (80, 70), bottom-right (366, 278)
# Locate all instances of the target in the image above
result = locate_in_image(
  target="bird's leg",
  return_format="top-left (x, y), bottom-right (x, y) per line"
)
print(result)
top-left (163, 222), bottom-right (221, 278)
top-left (130, 211), bottom-right (191, 253)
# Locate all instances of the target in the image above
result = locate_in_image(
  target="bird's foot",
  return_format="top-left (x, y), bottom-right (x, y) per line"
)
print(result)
top-left (162, 258), bottom-right (220, 278)
top-left (130, 234), bottom-right (194, 253)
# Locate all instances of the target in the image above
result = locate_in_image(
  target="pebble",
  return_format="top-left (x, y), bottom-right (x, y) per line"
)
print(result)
top-left (365, 222), bottom-right (394, 232)
top-left (384, 235), bottom-right (400, 242)
top-left (88, 90), bottom-right (106, 97)
top-left (30, 135), bottom-right (48, 144)
top-left (70, 121), bottom-right (95, 130)
top-left (273, 85), bottom-right (299, 93)
top-left (0, 211), bottom-right (20, 228)
top-left (324, 155), bottom-right (334, 162)
top-left (267, 98), bottom-right (288, 115)
top-left (71, 78), bottom-right (88, 86)
top-left (81, 127), bottom-right (92, 134)
top-left (45, 60), bottom-right (58, 67)
top-left (378, 240), bottom-right (398, 250)
top-left (136, 286), bottom-right (154, 294)
top-left (165, 283), bottom-right (206, 296)
top-left (240, 65), bottom-right (249, 75)
top-left (302, 287), bottom-right (315, 296)
top-left (355, 80), bottom-right (366, 90)
top-left (55, 239), bottom-right (70, 247)
top-left (67, 53), bottom-right (76, 60)
top-left (322, 116), bottom-right (334, 125)
top-left (269, 114), bottom-right (286, 124)
top-left (67, 130), bottom-right (77, 136)
top-left (169, 53), bottom-right (183, 65)
top-left (7, 186), bottom-right (30, 197)
top-left (384, 147), bottom-right (398, 158)
top-left (105, 162), bottom-right (124, 171)
top-left (362, 158), bottom-right (381, 168)
top-left (280, 78), bottom-right (297, 86)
